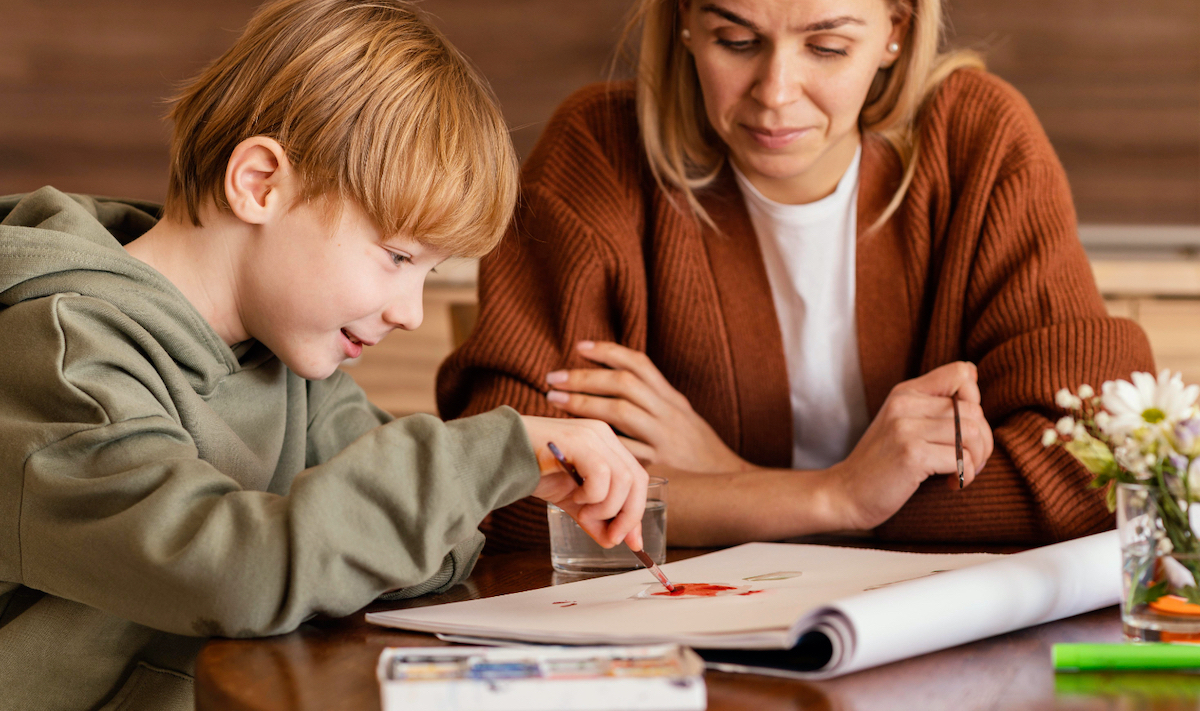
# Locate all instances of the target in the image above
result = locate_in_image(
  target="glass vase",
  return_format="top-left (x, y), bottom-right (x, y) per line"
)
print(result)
top-left (1117, 482), bottom-right (1200, 641)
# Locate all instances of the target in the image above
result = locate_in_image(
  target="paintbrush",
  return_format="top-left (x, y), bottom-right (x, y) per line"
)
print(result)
top-left (547, 441), bottom-right (675, 592)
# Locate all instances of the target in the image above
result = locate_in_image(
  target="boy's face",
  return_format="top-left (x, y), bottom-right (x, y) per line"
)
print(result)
top-left (239, 197), bottom-right (448, 380)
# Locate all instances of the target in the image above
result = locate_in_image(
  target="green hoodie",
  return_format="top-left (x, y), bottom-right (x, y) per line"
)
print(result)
top-left (0, 187), bottom-right (540, 711)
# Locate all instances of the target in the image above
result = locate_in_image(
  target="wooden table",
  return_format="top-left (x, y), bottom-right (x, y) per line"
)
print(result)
top-left (195, 548), bottom-right (1195, 711)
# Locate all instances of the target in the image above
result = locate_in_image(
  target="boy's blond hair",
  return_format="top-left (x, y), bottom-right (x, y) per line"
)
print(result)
top-left (164, 0), bottom-right (517, 258)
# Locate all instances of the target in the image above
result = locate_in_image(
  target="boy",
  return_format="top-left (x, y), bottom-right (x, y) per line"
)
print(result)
top-left (0, 1), bottom-right (647, 709)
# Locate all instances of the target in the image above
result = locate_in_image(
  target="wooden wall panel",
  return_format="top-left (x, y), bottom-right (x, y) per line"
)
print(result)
top-left (1, 0), bottom-right (1196, 222)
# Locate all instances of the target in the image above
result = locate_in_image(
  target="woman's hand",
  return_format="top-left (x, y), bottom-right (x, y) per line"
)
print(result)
top-left (829, 361), bottom-right (995, 531)
top-left (544, 341), bottom-right (753, 474)
top-left (521, 414), bottom-right (648, 550)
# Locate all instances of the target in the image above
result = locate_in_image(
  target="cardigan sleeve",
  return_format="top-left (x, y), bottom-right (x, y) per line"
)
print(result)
top-left (875, 158), bottom-right (1156, 543)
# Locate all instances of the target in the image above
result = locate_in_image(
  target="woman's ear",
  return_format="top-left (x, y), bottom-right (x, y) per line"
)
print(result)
top-left (224, 136), bottom-right (292, 225)
top-left (678, 0), bottom-right (692, 48)
top-left (881, 4), bottom-right (912, 67)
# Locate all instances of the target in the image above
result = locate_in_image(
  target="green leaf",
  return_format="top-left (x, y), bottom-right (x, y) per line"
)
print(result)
top-left (1132, 579), bottom-right (1170, 607)
top-left (1181, 586), bottom-right (1200, 606)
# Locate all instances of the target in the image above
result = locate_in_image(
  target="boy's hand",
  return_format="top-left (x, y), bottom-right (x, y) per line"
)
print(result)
top-left (521, 415), bottom-right (648, 551)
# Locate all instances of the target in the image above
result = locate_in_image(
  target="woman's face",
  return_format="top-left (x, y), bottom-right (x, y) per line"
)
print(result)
top-left (680, 0), bottom-right (905, 204)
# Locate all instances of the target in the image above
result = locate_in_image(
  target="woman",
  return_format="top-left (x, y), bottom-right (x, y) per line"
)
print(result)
top-left (437, 0), bottom-right (1154, 551)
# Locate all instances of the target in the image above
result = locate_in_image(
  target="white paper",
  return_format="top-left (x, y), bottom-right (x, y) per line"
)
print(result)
top-left (367, 533), bottom-right (1119, 678)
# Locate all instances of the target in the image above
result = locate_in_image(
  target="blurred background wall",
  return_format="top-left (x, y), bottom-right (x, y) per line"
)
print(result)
top-left (2, 0), bottom-right (1198, 415)
top-left (1, 0), bottom-right (1197, 227)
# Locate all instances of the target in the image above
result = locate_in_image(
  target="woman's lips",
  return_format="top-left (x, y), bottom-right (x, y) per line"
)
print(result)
top-left (742, 124), bottom-right (810, 149)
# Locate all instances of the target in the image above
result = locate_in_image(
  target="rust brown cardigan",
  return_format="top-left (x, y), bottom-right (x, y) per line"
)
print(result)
top-left (437, 69), bottom-right (1154, 553)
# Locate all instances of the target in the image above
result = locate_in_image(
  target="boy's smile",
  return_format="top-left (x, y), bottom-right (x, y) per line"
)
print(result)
top-left (240, 196), bottom-right (448, 380)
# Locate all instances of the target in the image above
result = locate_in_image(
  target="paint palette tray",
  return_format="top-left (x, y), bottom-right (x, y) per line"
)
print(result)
top-left (378, 644), bottom-right (705, 711)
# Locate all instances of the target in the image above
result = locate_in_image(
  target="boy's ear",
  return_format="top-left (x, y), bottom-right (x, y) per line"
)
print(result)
top-left (224, 136), bottom-right (292, 225)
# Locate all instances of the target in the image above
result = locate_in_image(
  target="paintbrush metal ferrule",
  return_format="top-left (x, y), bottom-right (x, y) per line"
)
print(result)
top-left (634, 549), bottom-right (675, 592)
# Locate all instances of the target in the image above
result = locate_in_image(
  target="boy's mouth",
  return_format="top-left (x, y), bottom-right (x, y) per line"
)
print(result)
top-left (341, 328), bottom-right (364, 346)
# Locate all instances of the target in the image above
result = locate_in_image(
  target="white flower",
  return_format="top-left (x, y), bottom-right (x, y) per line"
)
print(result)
top-left (1042, 429), bottom-right (1058, 446)
top-left (1056, 388), bottom-right (1082, 410)
top-left (1078, 384), bottom-right (1095, 400)
top-left (1158, 536), bottom-right (1175, 555)
top-left (1094, 411), bottom-right (1112, 431)
top-left (1056, 416), bottom-right (1075, 436)
top-left (1162, 555), bottom-right (1198, 590)
top-left (1100, 370), bottom-right (1200, 438)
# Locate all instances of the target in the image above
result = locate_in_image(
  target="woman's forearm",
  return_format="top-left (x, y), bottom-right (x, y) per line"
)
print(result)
top-left (659, 466), bottom-right (847, 547)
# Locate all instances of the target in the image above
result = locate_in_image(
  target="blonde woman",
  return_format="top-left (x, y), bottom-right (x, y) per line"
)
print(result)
top-left (438, 0), bottom-right (1154, 551)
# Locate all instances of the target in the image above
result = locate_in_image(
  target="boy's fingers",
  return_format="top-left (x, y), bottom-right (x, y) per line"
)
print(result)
top-left (623, 523), bottom-right (645, 552)
top-left (581, 464), bottom-right (634, 522)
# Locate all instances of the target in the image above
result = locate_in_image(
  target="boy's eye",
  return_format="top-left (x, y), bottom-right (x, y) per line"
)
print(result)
top-left (387, 250), bottom-right (412, 267)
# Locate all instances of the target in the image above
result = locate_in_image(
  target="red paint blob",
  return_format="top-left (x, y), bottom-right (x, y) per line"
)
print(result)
top-left (738, 590), bottom-right (766, 596)
top-left (652, 583), bottom-right (739, 597)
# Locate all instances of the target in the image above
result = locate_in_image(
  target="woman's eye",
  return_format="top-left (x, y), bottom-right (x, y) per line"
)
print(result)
top-left (388, 251), bottom-right (412, 267)
top-left (809, 44), bottom-right (849, 58)
top-left (715, 38), bottom-right (757, 52)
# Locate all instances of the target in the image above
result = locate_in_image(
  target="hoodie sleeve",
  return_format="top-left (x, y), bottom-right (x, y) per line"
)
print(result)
top-left (0, 294), bottom-right (540, 638)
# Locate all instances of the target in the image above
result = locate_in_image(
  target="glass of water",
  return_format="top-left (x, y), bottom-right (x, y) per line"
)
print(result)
top-left (547, 476), bottom-right (667, 574)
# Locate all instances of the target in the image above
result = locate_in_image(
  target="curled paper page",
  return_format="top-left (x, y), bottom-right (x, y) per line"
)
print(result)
top-left (368, 532), bottom-right (1119, 679)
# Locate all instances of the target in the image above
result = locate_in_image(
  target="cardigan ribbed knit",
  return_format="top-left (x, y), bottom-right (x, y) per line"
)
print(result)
top-left (437, 69), bottom-right (1155, 553)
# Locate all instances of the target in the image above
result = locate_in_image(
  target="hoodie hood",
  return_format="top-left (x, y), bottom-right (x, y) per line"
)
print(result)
top-left (0, 187), bottom-right (240, 394)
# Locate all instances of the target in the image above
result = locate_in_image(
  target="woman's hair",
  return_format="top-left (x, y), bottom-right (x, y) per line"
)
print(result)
top-left (164, 0), bottom-right (517, 258)
top-left (624, 0), bottom-right (983, 230)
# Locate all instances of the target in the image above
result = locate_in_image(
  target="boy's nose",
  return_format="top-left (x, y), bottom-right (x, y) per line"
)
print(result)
top-left (383, 294), bottom-right (424, 331)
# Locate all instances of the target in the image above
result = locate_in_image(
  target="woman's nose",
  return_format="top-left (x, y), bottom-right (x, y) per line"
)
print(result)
top-left (751, 46), bottom-right (803, 110)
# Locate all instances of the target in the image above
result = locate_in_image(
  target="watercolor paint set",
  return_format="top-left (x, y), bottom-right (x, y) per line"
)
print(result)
top-left (376, 643), bottom-right (705, 711)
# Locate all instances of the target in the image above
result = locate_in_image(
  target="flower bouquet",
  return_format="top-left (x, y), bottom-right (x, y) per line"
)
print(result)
top-left (1045, 370), bottom-right (1200, 640)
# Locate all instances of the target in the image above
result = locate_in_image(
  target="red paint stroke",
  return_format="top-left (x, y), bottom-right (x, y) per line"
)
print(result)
top-left (551, 601), bottom-right (577, 607)
top-left (738, 590), bottom-right (766, 596)
top-left (651, 583), bottom-right (738, 597)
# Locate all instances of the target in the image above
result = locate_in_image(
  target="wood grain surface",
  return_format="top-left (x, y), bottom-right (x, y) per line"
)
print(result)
top-left (1, 0), bottom-right (1196, 224)
top-left (194, 546), bottom-right (1191, 711)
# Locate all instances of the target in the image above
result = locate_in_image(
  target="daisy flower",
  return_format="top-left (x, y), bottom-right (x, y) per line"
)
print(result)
top-left (1100, 370), bottom-right (1200, 439)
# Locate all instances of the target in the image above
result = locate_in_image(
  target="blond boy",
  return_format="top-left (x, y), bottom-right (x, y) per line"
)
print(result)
top-left (0, 2), bottom-right (646, 709)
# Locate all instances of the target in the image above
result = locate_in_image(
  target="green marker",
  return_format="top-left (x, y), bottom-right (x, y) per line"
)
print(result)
top-left (1054, 643), bottom-right (1200, 671)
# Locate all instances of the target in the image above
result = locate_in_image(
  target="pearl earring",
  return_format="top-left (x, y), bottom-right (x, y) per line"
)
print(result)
top-left (888, 42), bottom-right (900, 53)
top-left (681, 28), bottom-right (692, 41)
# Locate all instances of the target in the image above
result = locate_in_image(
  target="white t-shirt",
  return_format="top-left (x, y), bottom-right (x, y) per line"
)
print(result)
top-left (733, 147), bottom-right (871, 470)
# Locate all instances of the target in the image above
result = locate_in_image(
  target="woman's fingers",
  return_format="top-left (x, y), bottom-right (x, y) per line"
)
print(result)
top-left (547, 366), bottom-right (664, 416)
top-left (883, 390), bottom-right (993, 476)
top-left (617, 435), bottom-right (656, 465)
top-left (898, 361), bottom-right (981, 402)
top-left (574, 341), bottom-right (692, 410)
top-left (547, 390), bottom-right (661, 444)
